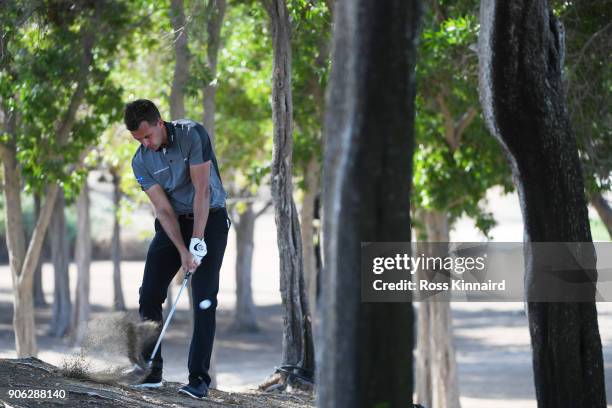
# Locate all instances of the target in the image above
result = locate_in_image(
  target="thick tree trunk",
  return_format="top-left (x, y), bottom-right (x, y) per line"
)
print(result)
top-left (169, 0), bottom-right (190, 119)
top-left (72, 181), bottom-right (91, 346)
top-left (263, 0), bottom-right (315, 381)
top-left (479, 1), bottom-right (606, 406)
top-left (111, 171), bottom-right (126, 311)
top-left (300, 156), bottom-right (320, 319)
top-left (418, 210), bottom-right (461, 408)
top-left (231, 202), bottom-right (259, 332)
top-left (203, 0), bottom-right (226, 146)
top-left (33, 193), bottom-right (47, 307)
top-left (49, 190), bottom-right (72, 338)
top-left (317, 1), bottom-right (422, 406)
top-left (590, 192), bottom-right (612, 238)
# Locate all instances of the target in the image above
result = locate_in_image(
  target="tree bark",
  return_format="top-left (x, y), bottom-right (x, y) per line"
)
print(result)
top-left (1, 138), bottom-right (60, 357)
top-left (170, 0), bottom-right (190, 120)
top-left (479, 1), bottom-right (606, 406)
top-left (49, 190), bottom-right (72, 338)
top-left (415, 289), bottom-right (432, 408)
top-left (203, 0), bottom-right (226, 146)
top-left (300, 156), bottom-right (320, 319)
top-left (33, 192), bottom-right (47, 307)
top-left (111, 170), bottom-right (126, 311)
top-left (72, 180), bottom-right (91, 346)
top-left (230, 202), bottom-right (259, 332)
top-left (419, 210), bottom-right (461, 408)
top-left (317, 1), bottom-right (422, 406)
top-left (590, 192), bottom-right (612, 238)
top-left (263, 0), bottom-right (315, 381)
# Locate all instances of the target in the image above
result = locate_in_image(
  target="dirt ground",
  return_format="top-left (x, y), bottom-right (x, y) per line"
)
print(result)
top-left (0, 357), bottom-right (314, 407)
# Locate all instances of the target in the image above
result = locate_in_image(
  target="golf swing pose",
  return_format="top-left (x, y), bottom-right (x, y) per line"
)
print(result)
top-left (124, 99), bottom-right (229, 399)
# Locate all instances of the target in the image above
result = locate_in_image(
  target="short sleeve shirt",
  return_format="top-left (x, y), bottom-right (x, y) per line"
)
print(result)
top-left (131, 119), bottom-right (227, 214)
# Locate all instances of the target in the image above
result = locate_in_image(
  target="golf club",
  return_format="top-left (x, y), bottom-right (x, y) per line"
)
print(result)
top-left (146, 269), bottom-right (212, 370)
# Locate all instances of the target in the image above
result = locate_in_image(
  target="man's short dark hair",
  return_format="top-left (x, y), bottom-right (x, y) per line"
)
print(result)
top-left (124, 99), bottom-right (161, 131)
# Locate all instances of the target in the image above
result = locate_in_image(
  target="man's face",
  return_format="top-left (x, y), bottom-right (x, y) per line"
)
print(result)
top-left (131, 119), bottom-right (165, 151)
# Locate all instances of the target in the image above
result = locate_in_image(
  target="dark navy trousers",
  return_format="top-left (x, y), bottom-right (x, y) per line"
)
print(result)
top-left (138, 208), bottom-right (230, 386)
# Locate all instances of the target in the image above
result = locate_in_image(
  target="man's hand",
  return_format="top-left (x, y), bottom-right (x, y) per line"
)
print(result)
top-left (180, 248), bottom-right (199, 272)
top-left (189, 237), bottom-right (207, 266)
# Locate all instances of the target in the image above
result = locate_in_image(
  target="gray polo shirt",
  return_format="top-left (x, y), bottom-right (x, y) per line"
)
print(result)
top-left (131, 119), bottom-right (227, 214)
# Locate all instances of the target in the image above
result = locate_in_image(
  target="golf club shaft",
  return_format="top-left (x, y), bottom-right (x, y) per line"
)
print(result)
top-left (149, 271), bottom-right (192, 363)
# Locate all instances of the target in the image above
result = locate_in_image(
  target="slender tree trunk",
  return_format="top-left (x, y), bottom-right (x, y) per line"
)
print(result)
top-left (231, 202), bottom-right (259, 332)
top-left (420, 210), bottom-right (461, 408)
top-left (72, 181), bottom-right (91, 345)
top-left (203, 0), bottom-right (226, 146)
top-left (590, 192), bottom-right (612, 238)
top-left (111, 170), bottom-right (126, 311)
top-left (1, 139), bottom-right (60, 356)
top-left (166, 0), bottom-right (189, 326)
top-left (263, 0), bottom-right (315, 382)
top-left (201, 1), bottom-right (226, 387)
top-left (33, 193), bottom-right (47, 307)
top-left (479, 1), bottom-right (606, 406)
top-left (2, 141), bottom-right (33, 357)
top-left (415, 287), bottom-right (432, 408)
top-left (300, 156), bottom-right (320, 319)
top-left (169, 0), bottom-right (190, 120)
top-left (49, 190), bottom-right (72, 338)
top-left (318, 1), bottom-right (422, 406)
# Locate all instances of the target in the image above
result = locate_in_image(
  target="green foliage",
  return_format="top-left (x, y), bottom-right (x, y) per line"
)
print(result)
top-left (289, 0), bottom-right (332, 171)
top-left (214, 1), bottom-right (274, 192)
top-left (555, 0), bottom-right (612, 193)
top-left (1, 1), bottom-right (148, 203)
top-left (413, 1), bottom-right (512, 238)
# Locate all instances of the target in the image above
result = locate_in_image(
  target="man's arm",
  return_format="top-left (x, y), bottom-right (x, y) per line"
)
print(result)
top-left (145, 184), bottom-right (197, 271)
top-left (190, 161), bottom-right (211, 239)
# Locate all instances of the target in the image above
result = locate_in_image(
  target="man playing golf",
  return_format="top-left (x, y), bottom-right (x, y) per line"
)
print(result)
top-left (124, 99), bottom-right (230, 399)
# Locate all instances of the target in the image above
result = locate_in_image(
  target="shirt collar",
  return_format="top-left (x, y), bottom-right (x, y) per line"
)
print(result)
top-left (162, 121), bottom-right (175, 147)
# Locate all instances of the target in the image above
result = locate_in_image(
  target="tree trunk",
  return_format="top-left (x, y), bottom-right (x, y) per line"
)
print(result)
top-left (317, 1), bottom-right (422, 406)
top-left (478, 1), bottom-right (606, 406)
top-left (201, 1), bottom-right (226, 387)
top-left (72, 181), bottom-right (91, 346)
top-left (33, 192), bottom-right (47, 307)
top-left (231, 202), bottom-right (259, 332)
top-left (263, 0), bottom-right (315, 381)
top-left (590, 192), bottom-right (612, 238)
top-left (169, 0), bottom-right (190, 120)
top-left (203, 0), bottom-right (226, 146)
top-left (415, 287), bottom-right (432, 408)
top-left (1, 139), bottom-right (60, 357)
top-left (418, 210), bottom-right (461, 408)
top-left (2, 141), bottom-right (34, 357)
top-left (49, 190), bottom-right (72, 338)
top-left (300, 156), bottom-right (320, 320)
top-left (111, 170), bottom-right (126, 311)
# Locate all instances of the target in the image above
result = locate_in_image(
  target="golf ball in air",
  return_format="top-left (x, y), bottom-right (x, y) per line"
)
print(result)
top-left (199, 299), bottom-right (212, 310)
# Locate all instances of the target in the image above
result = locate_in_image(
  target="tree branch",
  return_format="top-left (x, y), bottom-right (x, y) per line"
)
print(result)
top-left (56, 6), bottom-right (99, 145)
top-left (18, 183), bottom-right (60, 288)
top-left (454, 107), bottom-right (477, 144)
top-left (572, 21), bottom-right (611, 71)
top-left (435, 93), bottom-right (458, 150)
top-left (255, 200), bottom-right (273, 218)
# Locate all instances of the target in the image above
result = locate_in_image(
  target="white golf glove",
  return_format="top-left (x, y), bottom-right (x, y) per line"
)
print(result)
top-left (189, 237), bottom-right (207, 265)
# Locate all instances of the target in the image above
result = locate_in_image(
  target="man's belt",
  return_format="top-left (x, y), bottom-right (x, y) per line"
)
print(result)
top-left (179, 207), bottom-right (224, 220)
